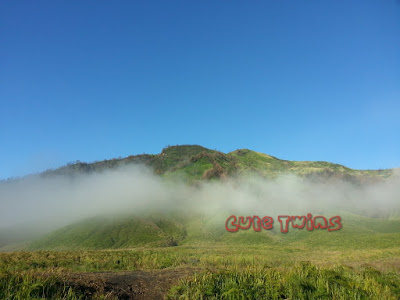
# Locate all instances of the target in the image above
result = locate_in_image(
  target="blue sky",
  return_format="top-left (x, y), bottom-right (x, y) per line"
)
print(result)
top-left (1, 1), bottom-right (399, 179)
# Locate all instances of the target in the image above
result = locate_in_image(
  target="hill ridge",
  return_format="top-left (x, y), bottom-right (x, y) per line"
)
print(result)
top-left (3, 144), bottom-right (395, 183)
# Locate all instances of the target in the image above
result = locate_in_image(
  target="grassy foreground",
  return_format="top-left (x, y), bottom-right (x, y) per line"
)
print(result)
top-left (3, 212), bottom-right (400, 298)
top-left (1, 243), bottom-right (400, 299)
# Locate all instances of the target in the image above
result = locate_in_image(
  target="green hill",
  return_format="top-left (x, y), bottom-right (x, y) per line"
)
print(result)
top-left (29, 214), bottom-right (188, 250)
top-left (28, 211), bottom-right (400, 251)
top-left (3, 145), bottom-right (399, 251)
top-left (39, 145), bottom-right (395, 183)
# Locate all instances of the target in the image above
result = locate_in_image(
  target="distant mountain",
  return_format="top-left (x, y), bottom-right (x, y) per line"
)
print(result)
top-left (39, 145), bottom-right (395, 183)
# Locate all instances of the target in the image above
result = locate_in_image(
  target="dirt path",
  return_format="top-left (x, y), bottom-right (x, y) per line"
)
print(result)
top-left (63, 267), bottom-right (201, 299)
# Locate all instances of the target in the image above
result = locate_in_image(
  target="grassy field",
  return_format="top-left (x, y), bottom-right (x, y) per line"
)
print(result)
top-left (3, 211), bottom-right (400, 299)
top-left (1, 242), bottom-right (400, 299)
top-left (2, 213), bottom-right (400, 298)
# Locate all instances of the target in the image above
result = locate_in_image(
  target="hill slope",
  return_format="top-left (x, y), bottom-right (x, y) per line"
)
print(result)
top-left (29, 214), bottom-right (188, 250)
top-left (29, 212), bottom-right (400, 250)
top-left (37, 145), bottom-right (395, 183)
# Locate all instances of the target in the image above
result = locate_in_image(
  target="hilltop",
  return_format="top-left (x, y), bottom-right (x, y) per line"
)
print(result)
top-left (39, 145), bottom-right (394, 183)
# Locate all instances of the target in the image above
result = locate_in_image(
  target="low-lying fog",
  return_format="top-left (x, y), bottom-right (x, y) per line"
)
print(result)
top-left (0, 165), bottom-right (399, 234)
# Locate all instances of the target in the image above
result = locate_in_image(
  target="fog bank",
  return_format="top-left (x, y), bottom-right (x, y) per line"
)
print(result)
top-left (0, 165), bottom-right (399, 230)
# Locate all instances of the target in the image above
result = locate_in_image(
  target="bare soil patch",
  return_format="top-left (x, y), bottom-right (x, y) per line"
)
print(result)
top-left (62, 267), bottom-right (201, 299)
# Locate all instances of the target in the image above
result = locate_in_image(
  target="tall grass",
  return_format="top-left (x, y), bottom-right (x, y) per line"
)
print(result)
top-left (0, 271), bottom-right (82, 300)
top-left (168, 263), bottom-right (400, 299)
top-left (1, 246), bottom-right (400, 299)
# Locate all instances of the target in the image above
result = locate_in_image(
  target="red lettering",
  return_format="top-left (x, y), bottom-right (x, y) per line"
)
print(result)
top-left (313, 216), bottom-right (327, 229)
top-left (278, 215), bottom-right (291, 233)
top-left (261, 216), bottom-right (274, 230)
top-left (225, 215), bottom-right (239, 232)
top-left (328, 216), bottom-right (342, 231)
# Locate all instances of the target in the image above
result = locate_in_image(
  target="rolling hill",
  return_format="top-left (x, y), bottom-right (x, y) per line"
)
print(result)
top-left (38, 145), bottom-right (395, 183)
top-left (2, 145), bottom-right (399, 251)
top-left (29, 211), bottom-right (400, 251)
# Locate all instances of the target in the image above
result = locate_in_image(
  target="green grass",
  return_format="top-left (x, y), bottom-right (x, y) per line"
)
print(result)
top-left (26, 211), bottom-right (400, 251)
top-left (16, 211), bottom-right (400, 298)
top-left (1, 244), bottom-right (400, 299)
top-left (29, 214), bottom-right (187, 251)
top-left (168, 263), bottom-right (400, 299)
top-left (0, 271), bottom-right (89, 300)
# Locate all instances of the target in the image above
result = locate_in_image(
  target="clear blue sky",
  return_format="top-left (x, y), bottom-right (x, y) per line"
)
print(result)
top-left (1, 1), bottom-right (399, 179)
